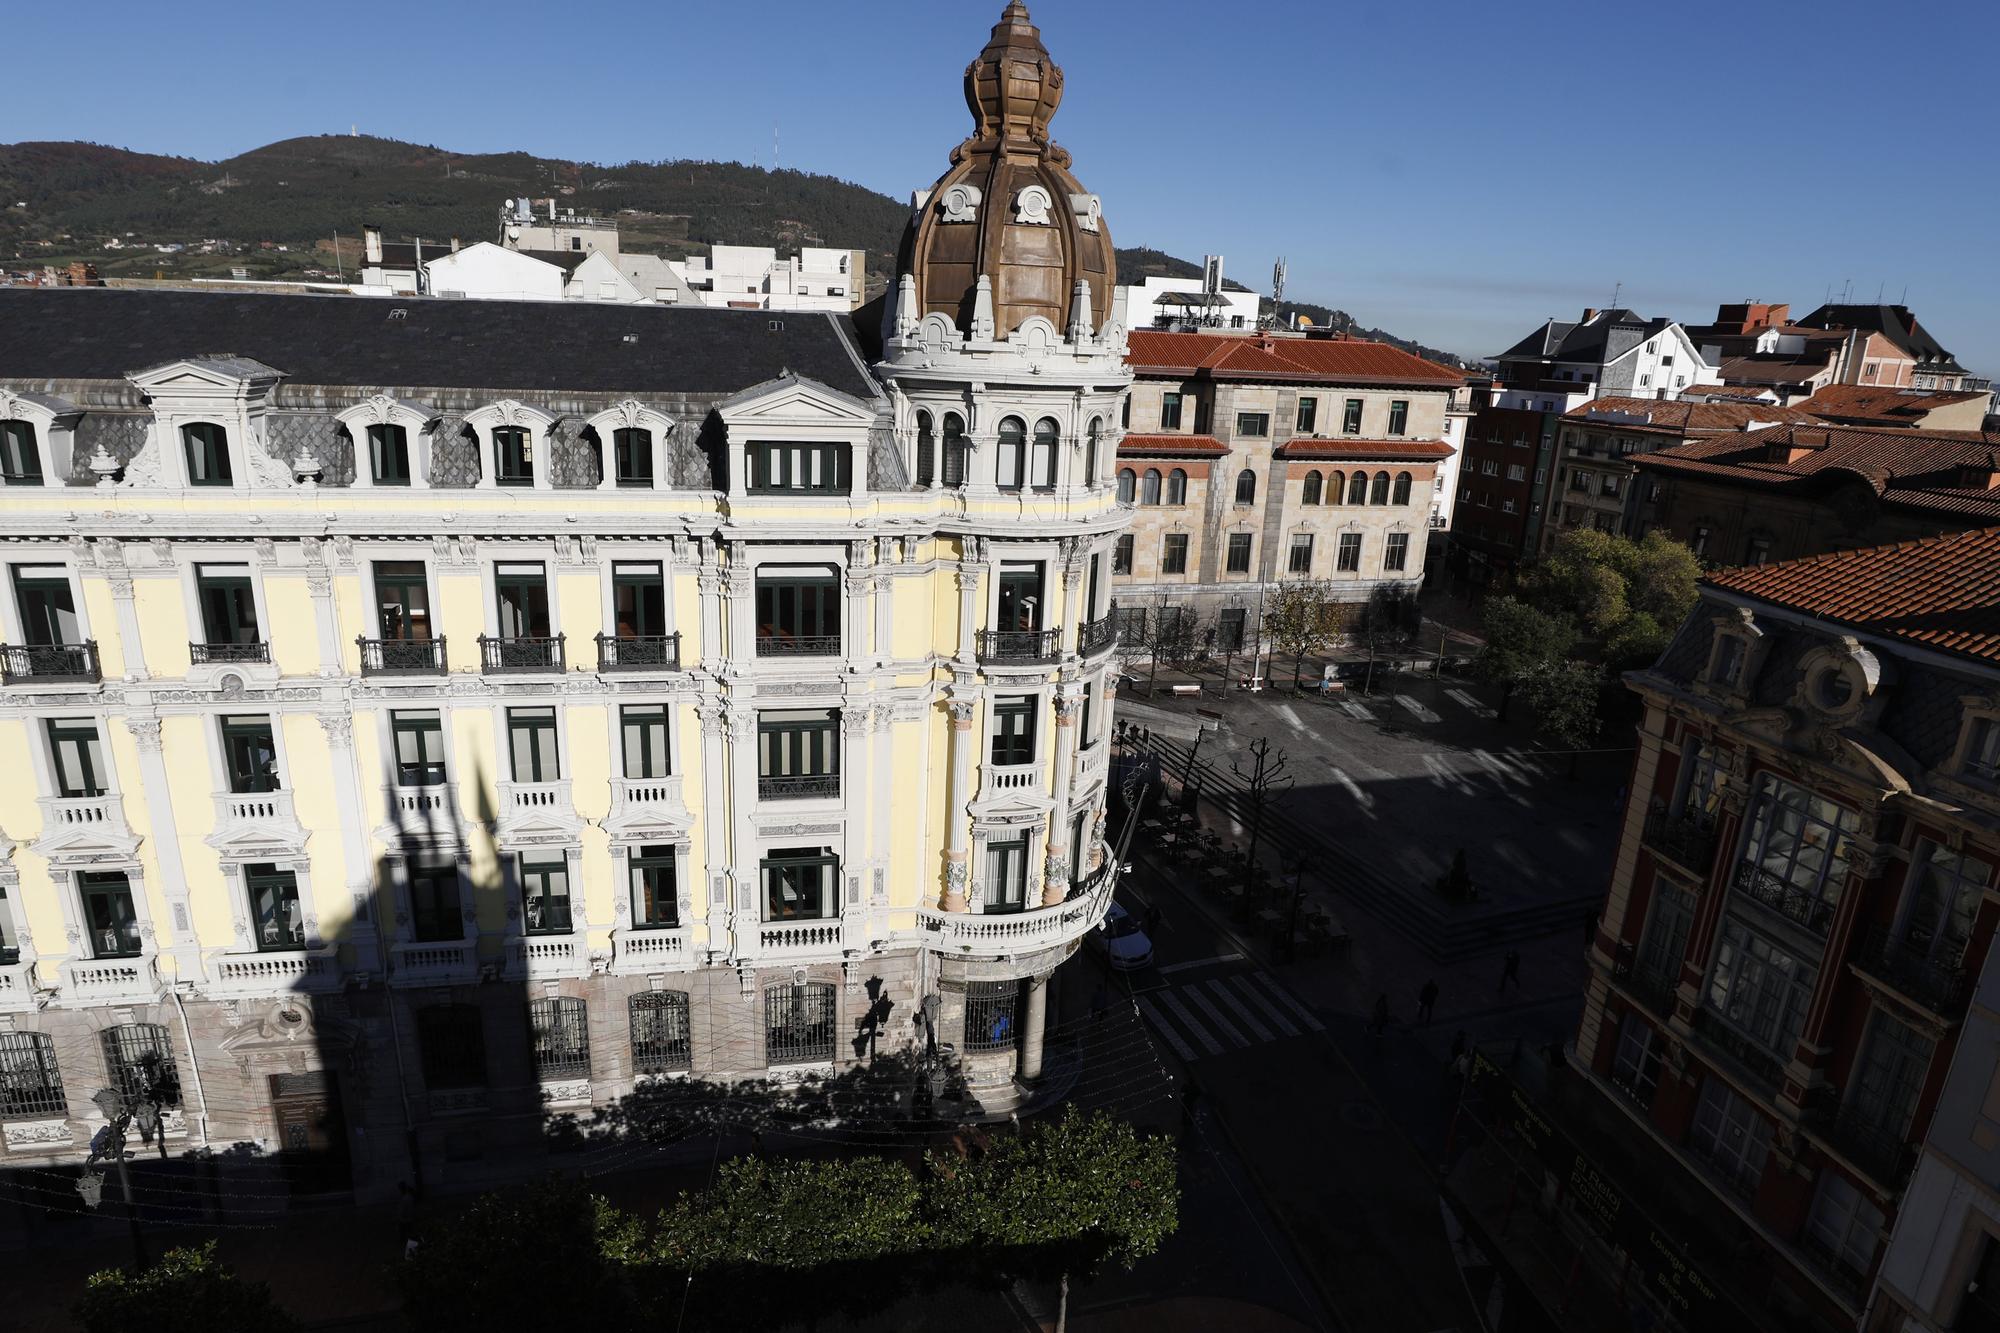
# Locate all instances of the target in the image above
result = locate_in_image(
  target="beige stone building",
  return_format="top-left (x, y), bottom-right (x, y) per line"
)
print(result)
top-left (1110, 330), bottom-right (1461, 649)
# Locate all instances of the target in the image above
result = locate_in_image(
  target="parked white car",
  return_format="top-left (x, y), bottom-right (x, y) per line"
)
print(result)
top-left (1093, 900), bottom-right (1155, 971)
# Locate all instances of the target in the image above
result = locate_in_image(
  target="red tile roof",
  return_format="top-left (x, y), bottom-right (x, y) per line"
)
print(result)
top-left (1126, 330), bottom-right (1463, 387)
top-left (1797, 383), bottom-right (1989, 424)
top-left (1564, 397), bottom-right (1824, 434)
top-left (1680, 383), bottom-right (1774, 400)
top-left (1274, 437), bottom-right (1452, 461)
top-left (1705, 527), bottom-right (2000, 664)
top-left (1636, 423), bottom-right (2000, 522)
top-left (1116, 433), bottom-right (1228, 458)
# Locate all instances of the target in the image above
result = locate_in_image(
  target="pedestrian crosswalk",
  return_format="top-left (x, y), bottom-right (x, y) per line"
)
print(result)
top-left (1137, 970), bottom-right (1325, 1062)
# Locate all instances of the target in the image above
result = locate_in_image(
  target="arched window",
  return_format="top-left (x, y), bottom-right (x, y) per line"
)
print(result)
top-left (915, 410), bottom-right (935, 487)
top-left (1327, 470), bottom-right (1345, 505)
top-left (1141, 468), bottom-right (1162, 506)
top-left (1302, 470), bottom-right (1323, 505)
top-left (1166, 468), bottom-right (1187, 505)
top-left (1116, 468), bottom-right (1136, 503)
top-left (1347, 471), bottom-right (1368, 505)
top-left (1370, 471), bottom-right (1391, 505)
top-left (1235, 468), bottom-right (1257, 504)
top-left (1031, 417), bottom-right (1060, 488)
top-left (1085, 417), bottom-right (1102, 484)
top-left (996, 416), bottom-right (1027, 489)
top-left (1392, 471), bottom-right (1412, 505)
top-left (942, 413), bottom-right (968, 488)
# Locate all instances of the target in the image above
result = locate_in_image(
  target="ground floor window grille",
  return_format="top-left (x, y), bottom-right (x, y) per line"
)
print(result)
top-left (630, 991), bottom-right (691, 1073)
top-left (417, 1005), bottom-right (487, 1090)
top-left (0, 1032), bottom-right (66, 1119)
top-left (528, 997), bottom-right (591, 1080)
top-left (964, 981), bottom-right (1022, 1054)
top-left (101, 1023), bottom-right (181, 1108)
top-left (766, 982), bottom-right (835, 1065)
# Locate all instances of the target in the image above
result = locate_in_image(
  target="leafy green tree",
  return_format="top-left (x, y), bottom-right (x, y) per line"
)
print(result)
top-left (75, 1242), bottom-right (299, 1333)
top-left (1521, 659), bottom-right (1604, 778)
top-left (1471, 595), bottom-right (1576, 721)
top-left (1520, 529), bottom-right (1700, 665)
top-left (395, 1178), bottom-right (637, 1332)
top-left (1263, 579), bottom-right (1347, 691)
top-left (928, 1105), bottom-right (1179, 1332)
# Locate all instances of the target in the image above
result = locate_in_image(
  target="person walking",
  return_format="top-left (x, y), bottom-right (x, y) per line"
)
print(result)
top-left (1418, 978), bottom-right (1440, 1026)
top-left (1498, 948), bottom-right (1521, 995)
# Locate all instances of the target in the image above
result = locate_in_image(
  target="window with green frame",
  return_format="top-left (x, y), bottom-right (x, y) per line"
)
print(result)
top-left (220, 715), bottom-right (279, 793)
top-left (1296, 397), bottom-right (1318, 434)
top-left (761, 846), bottom-right (837, 921)
top-left (990, 696), bottom-right (1036, 766)
top-left (747, 442), bottom-right (850, 494)
top-left (390, 711), bottom-right (446, 787)
top-left (520, 855), bottom-right (573, 934)
top-left (46, 718), bottom-right (107, 797)
top-left (758, 709), bottom-right (839, 797)
top-left (613, 428), bottom-right (654, 487)
top-left (1342, 398), bottom-right (1364, 434)
top-left (195, 564), bottom-right (260, 644)
top-left (611, 562), bottom-right (666, 637)
top-left (506, 707), bottom-right (560, 782)
top-left (12, 565), bottom-right (78, 645)
top-left (493, 563), bottom-right (550, 638)
top-left (985, 835), bottom-right (1031, 913)
top-left (245, 863), bottom-right (304, 950)
top-left (181, 422), bottom-right (232, 486)
top-left (0, 420), bottom-right (42, 485)
top-left (368, 423), bottom-right (411, 485)
top-left (79, 871), bottom-right (141, 958)
top-left (492, 426), bottom-right (533, 486)
top-left (372, 562), bottom-right (432, 640)
top-left (629, 845), bottom-right (678, 929)
top-left (621, 705), bottom-right (671, 779)
top-left (1388, 400), bottom-right (1409, 436)
top-left (407, 858), bottom-right (462, 942)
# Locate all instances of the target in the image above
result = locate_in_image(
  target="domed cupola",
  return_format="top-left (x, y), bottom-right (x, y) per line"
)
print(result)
top-left (894, 3), bottom-right (1116, 345)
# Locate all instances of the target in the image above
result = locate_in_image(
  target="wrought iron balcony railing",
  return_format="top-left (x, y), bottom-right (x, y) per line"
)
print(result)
top-left (595, 632), bottom-right (681, 672)
top-left (479, 633), bottom-right (565, 674)
top-left (1688, 1006), bottom-right (1786, 1093)
top-left (977, 627), bottom-right (1063, 664)
top-left (1802, 1086), bottom-right (1918, 1191)
top-left (357, 635), bottom-right (446, 676)
top-left (1642, 809), bottom-right (1719, 876)
top-left (758, 773), bottom-right (840, 801)
top-left (2, 641), bottom-right (100, 684)
top-left (1731, 861), bottom-right (1837, 936)
top-left (189, 640), bottom-right (271, 665)
top-left (1850, 924), bottom-right (1971, 1018)
top-left (755, 633), bottom-right (842, 658)
top-left (1077, 615), bottom-right (1118, 656)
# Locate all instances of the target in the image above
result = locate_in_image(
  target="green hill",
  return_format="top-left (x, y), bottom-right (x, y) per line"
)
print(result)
top-left (1, 135), bottom-right (1464, 365)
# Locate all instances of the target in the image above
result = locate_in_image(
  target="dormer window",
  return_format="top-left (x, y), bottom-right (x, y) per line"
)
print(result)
top-left (492, 426), bottom-right (533, 487)
top-left (182, 423), bottom-right (232, 486)
top-left (1713, 635), bottom-right (1746, 688)
top-left (369, 424), bottom-right (411, 485)
top-left (1, 421), bottom-right (41, 485)
top-left (1955, 709), bottom-right (2000, 786)
top-left (748, 442), bottom-right (850, 495)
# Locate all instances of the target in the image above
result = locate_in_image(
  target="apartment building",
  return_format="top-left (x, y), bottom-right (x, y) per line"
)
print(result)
top-left (0, 3), bottom-right (1127, 1222)
top-left (1110, 329), bottom-right (1461, 644)
top-left (1567, 529), bottom-right (2000, 1330)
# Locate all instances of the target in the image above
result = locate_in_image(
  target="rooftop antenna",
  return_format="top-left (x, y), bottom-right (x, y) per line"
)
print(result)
top-left (773, 123), bottom-right (779, 173)
top-left (1898, 284), bottom-right (1907, 305)
top-left (1610, 280), bottom-right (1622, 307)
top-left (1875, 282), bottom-right (1884, 303)
top-left (332, 229), bottom-right (345, 282)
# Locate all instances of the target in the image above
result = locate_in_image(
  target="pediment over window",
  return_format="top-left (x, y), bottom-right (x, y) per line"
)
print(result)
top-left (127, 357), bottom-right (283, 396)
top-left (718, 374), bottom-right (880, 428)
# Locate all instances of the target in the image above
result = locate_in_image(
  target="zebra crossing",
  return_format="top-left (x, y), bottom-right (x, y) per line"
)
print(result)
top-left (1137, 970), bottom-right (1325, 1062)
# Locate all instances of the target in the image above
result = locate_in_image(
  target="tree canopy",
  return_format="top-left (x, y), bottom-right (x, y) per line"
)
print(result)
top-left (1516, 529), bottom-right (1700, 666)
top-left (75, 1242), bottom-right (299, 1333)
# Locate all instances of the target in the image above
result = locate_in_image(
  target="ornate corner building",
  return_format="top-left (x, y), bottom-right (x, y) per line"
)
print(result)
top-left (0, 4), bottom-right (1129, 1214)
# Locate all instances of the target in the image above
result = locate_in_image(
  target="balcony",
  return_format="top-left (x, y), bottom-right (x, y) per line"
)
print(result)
top-left (758, 772), bottom-right (840, 801)
top-left (1688, 1006), bottom-right (1786, 1094)
top-left (978, 628), bottom-right (1063, 665)
top-left (2, 641), bottom-right (100, 685)
top-left (759, 918), bottom-right (844, 956)
top-left (917, 851), bottom-right (1117, 959)
top-left (611, 927), bottom-right (689, 974)
top-left (479, 633), bottom-right (565, 674)
top-left (595, 632), bottom-right (681, 672)
top-left (1850, 925), bottom-right (1971, 1018)
top-left (984, 763), bottom-right (1040, 795)
top-left (505, 933), bottom-right (588, 981)
top-left (214, 788), bottom-right (297, 827)
top-left (204, 950), bottom-right (339, 998)
top-left (1731, 861), bottom-right (1837, 936)
top-left (189, 640), bottom-right (270, 666)
top-left (357, 635), bottom-right (446, 676)
top-left (1643, 810), bottom-right (1720, 877)
top-left (0, 959), bottom-right (34, 1010)
top-left (755, 633), bottom-right (841, 658)
top-left (495, 780), bottom-right (580, 845)
top-left (1077, 615), bottom-right (1118, 657)
top-left (56, 954), bottom-right (163, 1006)
top-left (389, 940), bottom-right (477, 987)
top-left (1802, 1089), bottom-right (1917, 1192)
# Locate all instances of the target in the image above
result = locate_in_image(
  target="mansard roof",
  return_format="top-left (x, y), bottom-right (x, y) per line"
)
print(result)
top-left (0, 288), bottom-right (878, 401)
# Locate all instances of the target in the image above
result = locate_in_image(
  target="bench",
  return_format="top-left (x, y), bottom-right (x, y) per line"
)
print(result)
top-left (1169, 683), bottom-right (1203, 697)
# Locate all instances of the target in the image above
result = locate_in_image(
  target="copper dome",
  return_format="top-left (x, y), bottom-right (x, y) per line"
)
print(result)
top-left (896, 4), bottom-right (1116, 342)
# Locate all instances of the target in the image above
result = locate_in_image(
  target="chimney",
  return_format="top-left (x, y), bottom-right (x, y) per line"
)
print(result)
top-left (363, 224), bottom-right (383, 265)
top-left (450, 236), bottom-right (461, 253)
top-left (547, 198), bottom-right (557, 221)
top-left (1581, 308), bottom-right (1599, 322)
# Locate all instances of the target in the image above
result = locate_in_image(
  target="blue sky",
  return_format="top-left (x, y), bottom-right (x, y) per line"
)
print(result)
top-left (11, 0), bottom-right (1998, 374)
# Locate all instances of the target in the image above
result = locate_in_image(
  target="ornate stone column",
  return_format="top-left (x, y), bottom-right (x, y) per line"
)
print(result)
top-left (1018, 974), bottom-right (1049, 1082)
top-left (125, 716), bottom-right (198, 981)
top-left (102, 545), bottom-right (148, 679)
top-left (1043, 688), bottom-right (1082, 906)
top-left (696, 701), bottom-right (732, 958)
top-left (942, 694), bottom-right (978, 911)
top-left (723, 703), bottom-right (759, 956)
top-left (954, 538), bottom-right (982, 662)
top-left (304, 542), bottom-right (343, 675)
top-left (872, 539), bottom-right (895, 669)
top-left (725, 543), bottom-right (755, 664)
top-left (317, 710), bottom-right (380, 973)
top-left (696, 548), bottom-right (725, 674)
top-left (843, 542), bottom-right (873, 665)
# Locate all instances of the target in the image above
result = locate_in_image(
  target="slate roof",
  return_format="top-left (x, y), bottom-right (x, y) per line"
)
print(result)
top-left (1116, 433), bottom-right (1228, 458)
top-left (1705, 527), bottom-right (2000, 665)
top-left (1492, 309), bottom-right (1673, 366)
top-left (1125, 330), bottom-right (1462, 386)
top-left (0, 288), bottom-right (878, 400)
top-left (1716, 352), bottom-right (1836, 387)
top-left (1795, 304), bottom-right (1967, 375)
top-left (1274, 437), bottom-right (1452, 461)
top-left (1796, 383), bottom-right (1989, 425)
top-left (1635, 423), bottom-right (2000, 522)
top-left (1565, 397), bottom-right (1825, 435)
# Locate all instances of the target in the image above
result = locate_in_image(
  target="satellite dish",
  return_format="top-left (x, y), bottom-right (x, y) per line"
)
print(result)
top-left (504, 198), bottom-right (516, 209)
top-left (506, 226), bottom-right (521, 240)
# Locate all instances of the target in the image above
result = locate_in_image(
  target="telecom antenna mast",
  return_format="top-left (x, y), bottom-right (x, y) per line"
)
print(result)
top-left (1264, 257), bottom-right (1287, 329)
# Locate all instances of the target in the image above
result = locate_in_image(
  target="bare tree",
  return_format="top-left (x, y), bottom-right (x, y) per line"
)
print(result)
top-left (1232, 735), bottom-right (1294, 900)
